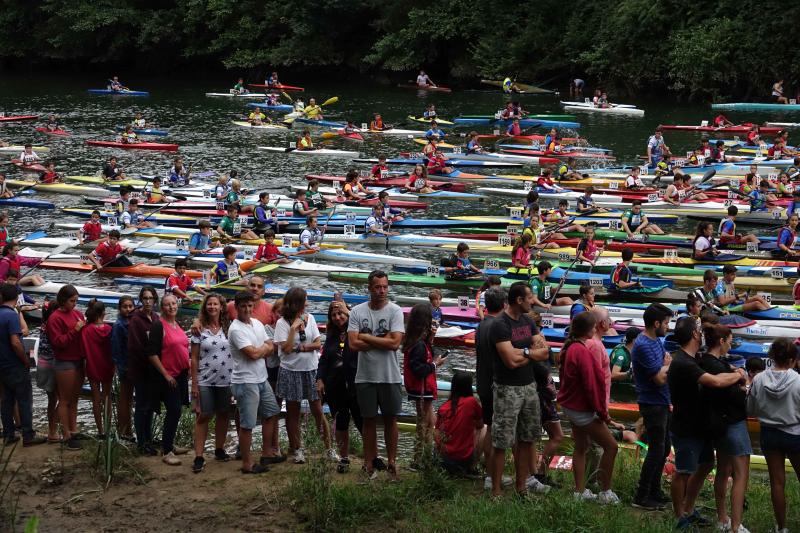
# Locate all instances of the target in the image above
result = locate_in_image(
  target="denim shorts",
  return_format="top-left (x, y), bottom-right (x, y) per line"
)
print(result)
top-left (671, 433), bottom-right (715, 474)
top-left (561, 406), bottom-right (597, 428)
top-left (54, 359), bottom-right (83, 372)
top-left (231, 381), bottom-right (279, 430)
top-left (715, 420), bottom-right (753, 457)
top-left (198, 385), bottom-right (233, 416)
top-left (760, 425), bottom-right (800, 454)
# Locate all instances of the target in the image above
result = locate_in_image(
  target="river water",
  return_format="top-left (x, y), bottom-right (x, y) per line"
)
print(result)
top-left (1, 74), bottom-right (786, 453)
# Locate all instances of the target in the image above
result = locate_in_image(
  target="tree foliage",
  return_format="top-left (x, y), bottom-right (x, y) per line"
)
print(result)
top-left (3, 0), bottom-right (800, 98)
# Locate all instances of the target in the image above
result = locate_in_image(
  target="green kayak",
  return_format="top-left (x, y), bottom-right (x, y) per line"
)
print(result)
top-left (491, 257), bottom-right (702, 277)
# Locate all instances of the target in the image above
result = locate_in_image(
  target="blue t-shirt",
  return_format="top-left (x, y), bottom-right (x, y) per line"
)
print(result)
top-left (749, 189), bottom-right (767, 211)
top-left (577, 195), bottom-right (595, 209)
top-left (719, 219), bottom-right (735, 234)
top-left (570, 301), bottom-right (587, 320)
top-left (631, 334), bottom-right (670, 406)
top-left (0, 305), bottom-right (23, 373)
top-left (189, 232), bottom-right (211, 251)
top-left (431, 306), bottom-right (442, 325)
top-left (425, 128), bottom-right (444, 139)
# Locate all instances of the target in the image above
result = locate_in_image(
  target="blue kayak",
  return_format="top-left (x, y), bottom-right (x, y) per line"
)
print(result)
top-left (453, 117), bottom-right (581, 129)
top-left (0, 198), bottom-right (54, 209)
top-left (293, 117), bottom-right (347, 128)
top-left (134, 246), bottom-right (297, 259)
top-left (246, 102), bottom-right (294, 112)
top-left (115, 126), bottom-right (169, 136)
top-left (87, 89), bottom-right (150, 97)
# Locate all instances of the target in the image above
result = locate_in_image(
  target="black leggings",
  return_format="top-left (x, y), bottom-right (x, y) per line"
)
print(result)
top-left (325, 376), bottom-right (362, 434)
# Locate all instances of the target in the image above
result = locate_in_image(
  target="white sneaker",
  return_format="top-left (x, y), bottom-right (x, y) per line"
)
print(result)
top-left (525, 475), bottom-right (551, 494)
top-left (732, 526), bottom-right (750, 533)
top-left (717, 518), bottom-right (731, 531)
top-left (597, 490), bottom-right (620, 505)
top-left (294, 448), bottom-right (306, 464)
top-left (162, 452), bottom-right (181, 466)
top-left (775, 527), bottom-right (789, 533)
top-left (483, 475), bottom-right (513, 490)
top-left (325, 448), bottom-right (340, 462)
top-left (573, 488), bottom-right (597, 502)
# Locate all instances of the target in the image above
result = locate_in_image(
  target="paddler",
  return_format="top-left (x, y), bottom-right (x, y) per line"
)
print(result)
top-left (424, 120), bottom-right (445, 141)
top-left (511, 233), bottom-right (534, 269)
top-left (166, 258), bottom-right (206, 301)
top-left (168, 156), bottom-right (189, 187)
top-left (364, 204), bottom-right (398, 236)
top-left (19, 144), bottom-right (41, 165)
top-left (444, 243), bottom-right (482, 279)
top-left (557, 157), bottom-right (583, 181)
top-left (342, 170), bottom-right (367, 200)
top-left (214, 173), bottom-right (230, 201)
top-left (255, 229), bottom-right (292, 264)
top-left (748, 179), bottom-right (776, 212)
top-left (610, 327), bottom-right (639, 382)
top-left (252, 192), bottom-right (283, 237)
top-left (466, 132), bottom-right (484, 154)
top-left (504, 118), bottom-right (522, 137)
top-left (576, 186), bottom-right (610, 213)
top-left (89, 229), bottom-right (133, 269)
top-left (121, 199), bottom-right (154, 229)
top-left (110, 76), bottom-right (123, 91)
top-left (692, 221), bottom-right (720, 260)
top-left (426, 149), bottom-right (454, 175)
top-left (298, 215), bottom-right (323, 251)
top-left (709, 140), bottom-right (728, 163)
top-left (306, 179), bottom-right (333, 209)
top-left (232, 78), bottom-right (249, 95)
top-left (544, 128), bottom-right (560, 152)
top-left (777, 130), bottom-right (799, 156)
top-left (499, 102), bottom-right (520, 120)
top-left (293, 98), bottom-right (305, 112)
top-left (713, 114), bottom-right (734, 128)
top-left (775, 213), bottom-right (799, 260)
top-left (646, 127), bottom-right (670, 166)
top-left (543, 199), bottom-right (585, 234)
top-left (343, 121), bottom-right (359, 135)
top-left (592, 89), bottom-right (602, 106)
top-left (207, 245), bottom-right (243, 287)
top-left (0, 243), bottom-right (44, 286)
top-left (45, 114), bottom-right (60, 132)
top-left (114, 186), bottom-right (131, 215)
top-left (786, 190), bottom-right (800, 217)
top-left (537, 168), bottom-right (565, 192)
top-left (417, 71), bottom-right (436, 88)
top-left (689, 270), bottom-right (728, 315)
top-left (502, 77), bottom-right (517, 94)
top-left (716, 264), bottom-right (771, 312)
top-left (746, 125), bottom-right (765, 147)
top-left (621, 200), bottom-right (664, 238)
top-left (575, 224), bottom-right (603, 266)
top-left (225, 179), bottom-right (253, 213)
top-left (102, 156), bottom-right (125, 181)
top-left (302, 98), bottom-right (323, 120)
top-left (292, 189), bottom-right (318, 217)
top-left (144, 176), bottom-right (165, 203)
top-left (624, 166), bottom-right (646, 189)
top-left (523, 204), bottom-right (560, 248)
top-left (718, 205), bottom-right (759, 247)
top-left (768, 137), bottom-right (788, 160)
top-left (422, 138), bottom-right (438, 159)
top-left (776, 172), bottom-right (794, 197)
top-left (609, 249), bottom-right (640, 290)
top-left (0, 173), bottom-right (12, 199)
top-left (248, 107), bottom-right (266, 126)
top-left (378, 191), bottom-right (408, 222)
top-left (570, 285), bottom-right (596, 319)
top-left (370, 155), bottom-right (390, 180)
top-left (406, 165), bottom-right (434, 193)
top-left (216, 204), bottom-right (259, 241)
top-left (696, 138), bottom-right (712, 159)
top-left (529, 260), bottom-right (573, 308)
top-left (132, 112), bottom-right (146, 128)
top-left (772, 79), bottom-right (788, 104)
top-left (38, 161), bottom-right (61, 184)
top-left (119, 125), bottom-right (138, 144)
top-left (267, 72), bottom-right (280, 87)
top-left (188, 221), bottom-right (218, 254)
top-left (297, 130), bottom-right (314, 150)
top-left (266, 93), bottom-right (279, 106)
top-left (370, 113), bottom-right (388, 131)
top-left (80, 210), bottom-right (104, 244)
top-left (596, 92), bottom-right (610, 108)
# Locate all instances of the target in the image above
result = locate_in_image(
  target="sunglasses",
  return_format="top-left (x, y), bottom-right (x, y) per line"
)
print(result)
top-left (249, 284), bottom-right (264, 289)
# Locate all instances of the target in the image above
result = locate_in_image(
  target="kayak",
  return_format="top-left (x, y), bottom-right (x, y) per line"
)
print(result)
top-left (246, 83), bottom-right (304, 92)
top-left (499, 148), bottom-right (614, 161)
top-left (23, 281), bottom-right (128, 300)
top-left (61, 207), bottom-right (199, 225)
top-left (316, 248), bottom-right (428, 266)
top-left (204, 92), bottom-right (270, 98)
top-left (10, 159), bottom-right (46, 173)
top-left (6, 180), bottom-right (109, 197)
top-left (65, 175), bottom-right (150, 188)
top-left (231, 121), bottom-right (289, 131)
top-left (479, 80), bottom-right (554, 94)
top-left (114, 126), bottom-right (169, 137)
top-left (87, 89), bottom-right (149, 97)
top-left (406, 116), bottom-right (454, 126)
top-left (562, 104), bottom-right (644, 117)
top-left (258, 146), bottom-right (359, 157)
top-left (363, 127), bottom-right (427, 136)
top-left (686, 210), bottom-right (790, 226)
top-left (35, 127), bottom-right (70, 136)
top-left (448, 212), bottom-right (680, 225)
top-left (244, 102), bottom-right (295, 112)
top-left (0, 115), bottom-right (38, 122)
top-left (291, 184), bottom-right (485, 201)
top-left (40, 261), bottom-right (203, 278)
top-left (659, 124), bottom-right (783, 135)
top-left (712, 102), bottom-right (800, 112)
top-left (292, 117), bottom-right (348, 129)
top-left (397, 84), bottom-right (452, 93)
top-left (0, 145), bottom-right (49, 155)
top-left (85, 140), bottom-right (179, 152)
top-left (450, 152), bottom-right (560, 165)
top-left (306, 174), bottom-right (467, 192)
top-left (351, 157), bottom-right (521, 169)
top-left (190, 257), bottom-right (370, 277)
top-left (453, 117), bottom-right (581, 129)
top-left (0, 197), bottom-right (54, 209)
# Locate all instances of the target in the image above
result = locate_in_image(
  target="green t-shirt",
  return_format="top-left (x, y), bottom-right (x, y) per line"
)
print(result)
top-left (529, 277), bottom-right (550, 302)
top-left (219, 215), bottom-right (236, 235)
top-left (609, 344), bottom-right (631, 373)
top-left (226, 191), bottom-right (240, 204)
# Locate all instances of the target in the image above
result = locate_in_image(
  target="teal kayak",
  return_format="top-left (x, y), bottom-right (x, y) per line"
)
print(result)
top-left (712, 102), bottom-right (800, 112)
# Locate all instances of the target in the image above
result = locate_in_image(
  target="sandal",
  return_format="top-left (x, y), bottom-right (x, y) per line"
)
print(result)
top-left (241, 464), bottom-right (269, 475)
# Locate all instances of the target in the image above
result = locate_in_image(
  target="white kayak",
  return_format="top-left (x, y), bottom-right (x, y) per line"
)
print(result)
top-left (258, 146), bottom-right (360, 157)
top-left (362, 128), bottom-right (427, 136)
top-left (231, 120), bottom-right (289, 130)
top-left (316, 247), bottom-right (429, 266)
top-left (563, 104), bottom-right (644, 117)
top-left (289, 184), bottom-right (420, 201)
top-left (182, 257), bottom-right (369, 276)
top-left (25, 281), bottom-right (128, 299)
top-left (205, 92), bottom-right (270, 98)
top-left (454, 152), bottom-right (551, 165)
top-left (0, 145), bottom-right (50, 156)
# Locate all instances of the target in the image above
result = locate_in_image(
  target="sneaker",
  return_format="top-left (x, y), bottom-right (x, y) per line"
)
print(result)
top-left (172, 445), bottom-right (190, 455)
top-left (162, 452), bottom-right (182, 466)
top-left (525, 475), bottom-right (551, 494)
top-left (632, 497), bottom-right (665, 511)
top-left (63, 438), bottom-right (82, 451)
top-left (372, 457), bottom-right (387, 471)
top-left (687, 509), bottom-right (711, 528)
top-left (138, 444), bottom-right (158, 457)
top-left (192, 456), bottom-right (205, 473)
top-left (325, 448), bottom-right (340, 462)
top-left (651, 492), bottom-right (671, 504)
top-left (598, 490), bottom-right (621, 505)
top-left (3, 436), bottom-right (19, 445)
top-left (732, 526), bottom-right (750, 533)
top-left (535, 474), bottom-right (561, 488)
top-left (23, 435), bottom-right (47, 447)
top-left (573, 488), bottom-right (597, 502)
top-left (776, 527), bottom-right (790, 533)
top-left (260, 455), bottom-right (287, 466)
top-left (337, 457), bottom-right (350, 474)
top-left (214, 448), bottom-right (230, 462)
top-left (717, 518), bottom-right (731, 532)
top-left (293, 448), bottom-right (306, 464)
top-left (483, 475), bottom-right (513, 490)
top-left (676, 516), bottom-right (693, 531)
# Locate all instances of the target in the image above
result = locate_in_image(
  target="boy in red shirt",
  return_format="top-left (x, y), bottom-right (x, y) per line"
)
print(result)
top-left (255, 229), bottom-right (291, 264)
top-left (89, 229), bottom-right (132, 269)
top-left (370, 155), bottom-right (390, 180)
top-left (80, 210), bottom-right (105, 244)
top-left (165, 258), bottom-right (205, 300)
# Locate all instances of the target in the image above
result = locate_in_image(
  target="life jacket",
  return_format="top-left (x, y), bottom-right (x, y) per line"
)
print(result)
top-left (403, 341), bottom-right (437, 398)
top-left (610, 263), bottom-right (631, 290)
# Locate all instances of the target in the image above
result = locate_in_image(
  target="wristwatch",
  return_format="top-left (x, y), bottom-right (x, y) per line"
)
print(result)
top-left (523, 347), bottom-right (530, 358)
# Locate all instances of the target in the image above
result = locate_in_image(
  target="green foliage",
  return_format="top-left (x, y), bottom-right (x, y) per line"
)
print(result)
top-left (2, 0), bottom-right (800, 97)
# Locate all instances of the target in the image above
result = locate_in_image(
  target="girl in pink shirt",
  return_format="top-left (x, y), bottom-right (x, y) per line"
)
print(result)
top-left (511, 233), bottom-right (533, 269)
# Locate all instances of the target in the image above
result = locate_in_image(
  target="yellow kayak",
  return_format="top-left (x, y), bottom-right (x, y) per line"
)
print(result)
top-left (412, 138), bottom-right (457, 149)
top-left (64, 175), bottom-right (151, 187)
top-left (407, 116), bottom-right (454, 126)
top-left (668, 275), bottom-right (792, 291)
top-left (634, 256), bottom-right (787, 267)
top-left (6, 179), bottom-right (109, 197)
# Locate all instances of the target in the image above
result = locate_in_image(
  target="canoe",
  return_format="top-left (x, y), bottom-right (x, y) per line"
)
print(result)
top-left (85, 140), bottom-right (179, 152)
top-left (35, 127), bottom-right (70, 136)
top-left (258, 146), bottom-right (359, 157)
top-left (406, 116), bottom-right (454, 126)
top-left (0, 115), bottom-right (38, 122)
top-left (246, 83), bottom-right (304, 92)
top-left (712, 102), bottom-right (800, 112)
top-left (204, 92), bottom-right (270, 98)
top-left (87, 89), bottom-right (149, 97)
top-left (453, 117), bottom-right (581, 129)
top-left (0, 145), bottom-right (49, 155)
top-left (397, 84), bottom-right (452, 93)
top-left (40, 261), bottom-right (202, 278)
top-left (6, 180), bottom-right (109, 197)
top-left (114, 126), bottom-right (169, 136)
top-left (231, 121), bottom-right (289, 131)
top-left (10, 160), bottom-right (46, 173)
top-left (659, 124), bottom-right (782, 134)
top-left (244, 102), bottom-right (295, 112)
top-left (479, 80), bottom-right (554, 94)
top-left (563, 105), bottom-right (644, 117)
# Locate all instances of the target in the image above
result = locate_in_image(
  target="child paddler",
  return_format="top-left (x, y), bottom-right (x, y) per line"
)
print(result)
top-left (529, 260), bottom-right (573, 309)
top-left (715, 264), bottom-right (770, 312)
top-left (609, 249), bottom-right (640, 291)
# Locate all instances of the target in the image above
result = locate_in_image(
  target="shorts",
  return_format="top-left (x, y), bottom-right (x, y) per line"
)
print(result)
top-left (54, 359), bottom-right (83, 372)
top-left (36, 365), bottom-right (56, 394)
top-left (112, 352), bottom-right (128, 381)
top-left (671, 433), bottom-right (715, 474)
top-left (561, 406), bottom-right (597, 428)
top-left (539, 396), bottom-right (560, 424)
top-left (478, 392), bottom-right (493, 426)
top-left (719, 235), bottom-right (742, 245)
top-left (231, 381), bottom-right (279, 430)
top-left (714, 420), bottom-right (752, 457)
top-left (267, 365), bottom-right (279, 385)
top-left (491, 382), bottom-right (541, 449)
top-left (760, 425), bottom-right (800, 454)
top-left (356, 382), bottom-right (402, 418)
top-left (276, 369), bottom-right (319, 402)
top-left (198, 385), bottom-right (233, 416)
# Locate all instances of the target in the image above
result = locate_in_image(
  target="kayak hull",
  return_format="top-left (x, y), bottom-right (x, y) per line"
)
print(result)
top-left (87, 89), bottom-right (149, 97)
top-left (86, 140), bottom-right (179, 152)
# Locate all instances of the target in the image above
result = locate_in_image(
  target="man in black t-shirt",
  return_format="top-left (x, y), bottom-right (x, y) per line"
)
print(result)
top-left (488, 282), bottom-right (549, 497)
top-left (667, 317), bottom-right (745, 530)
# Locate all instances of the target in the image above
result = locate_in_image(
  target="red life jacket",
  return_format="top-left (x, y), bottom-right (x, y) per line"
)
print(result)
top-left (403, 341), bottom-right (437, 399)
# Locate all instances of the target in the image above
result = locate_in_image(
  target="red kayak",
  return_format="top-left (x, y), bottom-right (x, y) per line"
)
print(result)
top-left (500, 148), bottom-right (616, 160)
top-left (659, 123), bottom-right (782, 135)
top-left (247, 83), bottom-right (304, 92)
top-left (85, 140), bottom-right (179, 152)
top-left (0, 115), bottom-right (37, 122)
top-left (305, 174), bottom-right (466, 192)
top-left (333, 129), bottom-right (364, 142)
top-left (11, 159), bottom-right (46, 173)
top-left (397, 84), bottom-right (452, 93)
top-left (35, 127), bottom-right (70, 136)
top-left (327, 196), bottom-right (428, 210)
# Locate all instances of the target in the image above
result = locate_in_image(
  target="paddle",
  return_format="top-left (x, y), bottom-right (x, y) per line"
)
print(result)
top-left (678, 169), bottom-right (718, 203)
top-left (284, 96), bottom-right (339, 125)
top-left (548, 257), bottom-right (579, 306)
top-left (16, 243), bottom-right (72, 279)
top-left (80, 236), bottom-right (160, 276)
top-left (318, 203), bottom-right (338, 246)
top-left (120, 199), bottom-right (176, 235)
